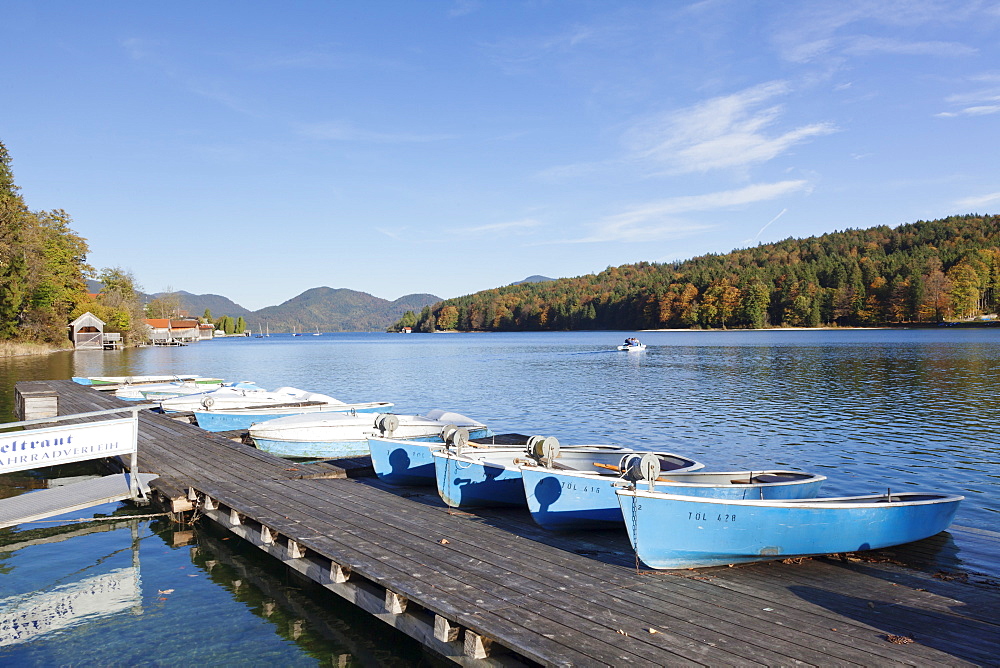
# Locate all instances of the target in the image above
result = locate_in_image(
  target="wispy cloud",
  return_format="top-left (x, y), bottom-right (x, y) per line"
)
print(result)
top-left (297, 121), bottom-right (455, 143)
top-left (249, 51), bottom-right (361, 70)
top-left (954, 192), bottom-right (1000, 209)
top-left (121, 37), bottom-right (269, 119)
top-left (535, 160), bottom-right (610, 182)
top-left (841, 35), bottom-right (976, 57)
top-left (937, 72), bottom-right (1000, 117)
top-left (558, 180), bottom-right (810, 244)
top-left (448, 0), bottom-right (480, 18)
top-left (246, 48), bottom-right (412, 73)
top-left (376, 227), bottom-right (406, 240)
top-left (485, 23), bottom-right (602, 72)
top-left (936, 105), bottom-right (1000, 118)
top-left (623, 82), bottom-right (836, 174)
top-left (773, 2), bottom-right (984, 65)
top-left (187, 84), bottom-right (266, 118)
top-left (741, 208), bottom-right (788, 246)
top-left (121, 37), bottom-right (162, 61)
top-left (452, 218), bottom-right (542, 236)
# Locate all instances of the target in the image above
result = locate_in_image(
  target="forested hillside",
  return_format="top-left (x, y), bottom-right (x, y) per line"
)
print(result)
top-left (407, 215), bottom-right (1000, 331)
top-left (0, 142), bottom-right (93, 343)
top-left (1, 140), bottom-right (438, 344)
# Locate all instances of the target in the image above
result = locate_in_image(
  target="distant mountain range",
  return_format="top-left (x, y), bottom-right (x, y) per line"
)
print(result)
top-left (86, 275), bottom-right (555, 332)
top-left (86, 280), bottom-right (442, 332)
top-left (245, 287), bottom-right (440, 333)
top-left (511, 275), bottom-right (554, 285)
top-left (172, 291), bottom-right (253, 318)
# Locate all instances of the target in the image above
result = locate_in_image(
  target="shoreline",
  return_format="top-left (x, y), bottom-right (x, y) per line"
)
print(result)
top-left (0, 342), bottom-right (72, 358)
top-left (639, 326), bottom-right (889, 332)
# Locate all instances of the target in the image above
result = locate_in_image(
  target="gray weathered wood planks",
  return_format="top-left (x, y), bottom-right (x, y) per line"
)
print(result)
top-left (16, 379), bottom-right (999, 667)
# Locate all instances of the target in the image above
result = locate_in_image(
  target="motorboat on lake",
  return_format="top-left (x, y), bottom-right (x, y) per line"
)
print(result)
top-left (433, 437), bottom-right (702, 510)
top-left (616, 486), bottom-right (962, 569)
top-left (249, 409), bottom-right (492, 459)
top-left (617, 337), bottom-right (646, 351)
top-left (523, 465), bottom-right (825, 531)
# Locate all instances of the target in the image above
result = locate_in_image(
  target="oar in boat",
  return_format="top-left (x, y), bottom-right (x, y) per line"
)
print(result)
top-left (592, 461), bottom-right (680, 482)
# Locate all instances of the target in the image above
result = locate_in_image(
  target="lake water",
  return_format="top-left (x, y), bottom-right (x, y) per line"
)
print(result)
top-left (1, 329), bottom-right (998, 664)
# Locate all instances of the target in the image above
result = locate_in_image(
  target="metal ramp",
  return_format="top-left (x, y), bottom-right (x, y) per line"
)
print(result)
top-left (0, 473), bottom-right (158, 529)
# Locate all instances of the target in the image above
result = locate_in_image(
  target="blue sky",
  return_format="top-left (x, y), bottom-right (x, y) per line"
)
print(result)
top-left (3, 1), bottom-right (999, 311)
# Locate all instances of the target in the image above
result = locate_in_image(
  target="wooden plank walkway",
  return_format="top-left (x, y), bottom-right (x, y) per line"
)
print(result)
top-left (0, 472), bottom-right (158, 529)
top-left (15, 380), bottom-right (1000, 667)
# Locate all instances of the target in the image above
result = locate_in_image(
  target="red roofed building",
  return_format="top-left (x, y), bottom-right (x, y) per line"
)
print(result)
top-left (143, 319), bottom-right (202, 344)
top-left (144, 319), bottom-right (171, 344)
top-left (169, 320), bottom-right (200, 343)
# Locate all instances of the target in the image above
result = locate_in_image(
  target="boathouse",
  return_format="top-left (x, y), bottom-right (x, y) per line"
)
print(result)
top-left (143, 319), bottom-right (172, 344)
top-left (68, 312), bottom-right (106, 349)
top-left (169, 320), bottom-right (200, 343)
top-left (142, 318), bottom-right (203, 345)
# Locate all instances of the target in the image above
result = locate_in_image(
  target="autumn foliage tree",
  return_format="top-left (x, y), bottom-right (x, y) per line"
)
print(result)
top-left (393, 215), bottom-right (1000, 332)
top-left (1, 141), bottom-right (93, 343)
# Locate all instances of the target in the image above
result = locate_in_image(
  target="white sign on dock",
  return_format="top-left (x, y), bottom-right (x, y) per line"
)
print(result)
top-left (0, 417), bottom-right (136, 475)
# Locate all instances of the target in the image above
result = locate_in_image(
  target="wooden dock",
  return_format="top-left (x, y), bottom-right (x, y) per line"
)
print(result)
top-left (0, 472), bottom-right (158, 529)
top-left (15, 380), bottom-right (1000, 667)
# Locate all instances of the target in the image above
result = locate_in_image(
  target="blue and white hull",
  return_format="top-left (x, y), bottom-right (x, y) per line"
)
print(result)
top-left (433, 448), bottom-right (528, 508)
top-left (254, 434), bottom-right (412, 459)
top-left (195, 402), bottom-right (391, 432)
top-left (159, 385), bottom-right (331, 414)
top-left (368, 434), bottom-right (534, 486)
top-left (521, 456), bottom-right (717, 531)
top-left (73, 374), bottom-right (211, 386)
top-left (368, 436), bottom-right (444, 486)
top-left (115, 380), bottom-right (234, 401)
top-left (615, 490), bottom-right (963, 569)
top-left (434, 446), bottom-right (701, 510)
top-left (249, 410), bottom-right (491, 460)
top-left (257, 430), bottom-right (494, 460)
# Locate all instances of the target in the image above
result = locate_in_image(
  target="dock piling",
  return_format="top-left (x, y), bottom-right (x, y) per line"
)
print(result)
top-left (16, 379), bottom-right (1000, 668)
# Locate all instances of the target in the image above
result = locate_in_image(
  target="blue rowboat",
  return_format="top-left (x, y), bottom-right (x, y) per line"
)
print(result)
top-left (114, 379), bottom-right (255, 401)
top-left (367, 433), bottom-right (530, 486)
top-left (73, 374), bottom-right (219, 386)
top-left (160, 385), bottom-right (340, 414)
top-left (522, 468), bottom-right (824, 531)
top-left (432, 447), bottom-right (535, 508)
top-left (615, 490), bottom-right (963, 570)
top-left (194, 400), bottom-right (393, 432)
top-left (368, 435), bottom-right (449, 486)
top-left (249, 410), bottom-right (492, 459)
top-left (433, 442), bottom-right (702, 509)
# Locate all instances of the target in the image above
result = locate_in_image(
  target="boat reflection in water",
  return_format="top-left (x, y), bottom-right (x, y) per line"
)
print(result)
top-left (0, 512), bottom-right (428, 664)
